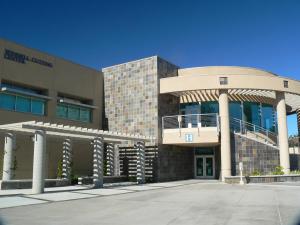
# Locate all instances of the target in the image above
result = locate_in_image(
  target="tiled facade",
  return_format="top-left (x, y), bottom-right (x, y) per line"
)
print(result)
top-left (103, 57), bottom-right (196, 181)
top-left (103, 56), bottom-right (159, 139)
top-left (232, 134), bottom-right (280, 175)
top-left (103, 56), bottom-right (179, 143)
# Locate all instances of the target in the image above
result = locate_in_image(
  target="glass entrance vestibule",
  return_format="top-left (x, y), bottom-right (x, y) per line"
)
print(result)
top-left (180, 101), bottom-right (277, 132)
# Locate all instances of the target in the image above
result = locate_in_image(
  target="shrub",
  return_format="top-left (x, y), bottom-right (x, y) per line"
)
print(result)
top-left (71, 174), bottom-right (79, 185)
top-left (57, 159), bottom-right (63, 178)
top-left (128, 176), bottom-right (137, 182)
top-left (251, 169), bottom-right (261, 176)
top-left (272, 166), bottom-right (284, 175)
top-left (290, 170), bottom-right (300, 175)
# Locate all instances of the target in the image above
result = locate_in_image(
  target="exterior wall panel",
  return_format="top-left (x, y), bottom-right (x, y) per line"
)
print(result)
top-left (0, 39), bottom-right (103, 179)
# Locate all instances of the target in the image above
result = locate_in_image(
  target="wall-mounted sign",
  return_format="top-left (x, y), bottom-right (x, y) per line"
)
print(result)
top-left (185, 133), bottom-right (193, 142)
top-left (3, 49), bottom-right (53, 68)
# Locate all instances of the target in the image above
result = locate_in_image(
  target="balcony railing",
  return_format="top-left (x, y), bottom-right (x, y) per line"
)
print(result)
top-left (230, 117), bottom-right (278, 146)
top-left (162, 113), bottom-right (219, 130)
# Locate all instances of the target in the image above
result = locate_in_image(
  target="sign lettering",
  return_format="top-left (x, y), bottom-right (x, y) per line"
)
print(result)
top-left (4, 49), bottom-right (53, 68)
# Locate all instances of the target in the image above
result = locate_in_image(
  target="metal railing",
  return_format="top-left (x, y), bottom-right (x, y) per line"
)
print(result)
top-left (162, 113), bottom-right (278, 146)
top-left (230, 117), bottom-right (278, 146)
top-left (162, 113), bottom-right (219, 130)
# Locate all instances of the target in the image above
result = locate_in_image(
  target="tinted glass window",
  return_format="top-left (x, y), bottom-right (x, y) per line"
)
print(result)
top-left (180, 103), bottom-right (200, 115)
top-left (201, 101), bottom-right (219, 114)
top-left (16, 96), bottom-right (31, 112)
top-left (262, 104), bottom-right (275, 132)
top-left (56, 104), bottom-right (68, 118)
top-left (32, 99), bottom-right (45, 115)
top-left (243, 102), bottom-right (261, 127)
top-left (229, 102), bottom-right (242, 120)
top-left (68, 106), bottom-right (80, 120)
top-left (80, 108), bottom-right (91, 122)
top-left (0, 93), bottom-right (15, 110)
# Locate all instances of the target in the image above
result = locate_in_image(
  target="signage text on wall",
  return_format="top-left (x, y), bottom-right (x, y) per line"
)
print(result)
top-left (3, 49), bottom-right (53, 68)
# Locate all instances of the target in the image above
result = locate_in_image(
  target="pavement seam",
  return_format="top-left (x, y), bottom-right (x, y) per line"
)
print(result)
top-left (274, 190), bottom-right (283, 225)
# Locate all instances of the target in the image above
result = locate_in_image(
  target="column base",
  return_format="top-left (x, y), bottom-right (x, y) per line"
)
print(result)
top-left (220, 169), bottom-right (231, 182)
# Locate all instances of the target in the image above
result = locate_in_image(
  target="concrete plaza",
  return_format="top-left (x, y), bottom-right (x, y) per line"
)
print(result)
top-left (0, 180), bottom-right (300, 225)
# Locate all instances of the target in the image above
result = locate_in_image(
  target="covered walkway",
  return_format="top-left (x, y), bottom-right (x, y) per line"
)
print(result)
top-left (0, 121), bottom-right (153, 194)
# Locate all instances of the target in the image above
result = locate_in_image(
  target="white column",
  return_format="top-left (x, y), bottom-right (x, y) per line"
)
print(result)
top-left (2, 133), bottom-right (16, 181)
top-left (276, 92), bottom-right (290, 174)
top-left (114, 145), bottom-right (120, 176)
top-left (219, 90), bottom-right (231, 181)
top-left (62, 138), bottom-right (72, 179)
top-left (93, 136), bottom-right (104, 188)
top-left (136, 141), bottom-right (145, 184)
top-left (106, 143), bottom-right (114, 176)
top-left (32, 130), bottom-right (46, 194)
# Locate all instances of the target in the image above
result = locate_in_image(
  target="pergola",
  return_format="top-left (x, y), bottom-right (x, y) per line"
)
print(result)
top-left (174, 89), bottom-right (300, 113)
top-left (0, 121), bottom-right (154, 194)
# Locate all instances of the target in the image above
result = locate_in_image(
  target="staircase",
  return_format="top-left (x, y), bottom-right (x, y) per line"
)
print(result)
top-left (230, 117), bottom-right (278, 148)
top-left (230, 117), bottom-right (280, 175)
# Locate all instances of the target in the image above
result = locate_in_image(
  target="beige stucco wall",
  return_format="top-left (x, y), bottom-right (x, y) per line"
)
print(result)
top-left (0, 39), bottom-right (103, 179)
top-left (161, 69), bottom-right (300, 96)
top-left (178, 66), bottom-right (278, 77)
top-left (163, 127), bottom-right (219, 146)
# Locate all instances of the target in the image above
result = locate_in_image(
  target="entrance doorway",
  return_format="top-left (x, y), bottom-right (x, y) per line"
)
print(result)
top-left (194, 155), bottom-right (215, 178)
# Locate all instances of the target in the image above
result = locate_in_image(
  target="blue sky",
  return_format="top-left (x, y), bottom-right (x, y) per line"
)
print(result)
top-left (0, 0), bottom-right (299, 135)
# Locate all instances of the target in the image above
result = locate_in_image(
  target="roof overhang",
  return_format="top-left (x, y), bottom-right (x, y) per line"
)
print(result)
top-left (160, 73), bottom-right (300, 113)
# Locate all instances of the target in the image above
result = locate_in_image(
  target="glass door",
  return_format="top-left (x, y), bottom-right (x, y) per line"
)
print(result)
top-left (196, 157), bottom-right (204, 177)
top-left (195, 156), bottom-right (214, 178)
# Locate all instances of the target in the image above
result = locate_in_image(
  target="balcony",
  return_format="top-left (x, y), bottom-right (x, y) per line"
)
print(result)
top-left (162, 113), bottom-right (220, 146)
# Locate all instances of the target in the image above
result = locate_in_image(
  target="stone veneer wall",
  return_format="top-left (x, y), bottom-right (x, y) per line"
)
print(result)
top-left (231, 134), bottom-right (280, 176)
top-left (157, 145), bottom-right (194, 181)
top-left (103, 57), bottom-right (159, 138)
top-left (103, 56), bottom-right (194, 181)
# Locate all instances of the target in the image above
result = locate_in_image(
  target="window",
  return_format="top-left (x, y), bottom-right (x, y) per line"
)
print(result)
top-left (56, 103), bottom-right (92, 123)
top-left (80, 108), bottom-right (91, 122)
top-left (0, 82), bottom-right (47, 115)
top-left (16, 96), bottom-right (31, 112)
top-left (0, 93), bottom-right (45, 115)
top-left (56, 104), bottom-right (68, 118)
top-left (32, 99), bottom-right (45, 115)
top-left (261, 104), bottom-right (276, 132)
top-left (0, 93), bottom-right (15, 110)
top-left (201, 101), bottom-right (219, 114)
top-left (243, 102), bottom-right (261, 127)
top-left (219, 77), bottom-right (228, 85)
top-left (284, 80), bottom-right (289, 88)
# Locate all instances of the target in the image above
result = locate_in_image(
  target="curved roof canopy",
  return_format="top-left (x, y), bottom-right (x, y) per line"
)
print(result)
top-left (160, 66), bottom-right (300, 113)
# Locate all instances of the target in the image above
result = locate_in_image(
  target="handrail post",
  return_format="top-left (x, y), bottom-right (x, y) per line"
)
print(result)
top-left (197, 114), bottom-right (200, 136)
top-left (240, 119), bottom-right (242, 133)
top-left (162, 117), bottom-right (164, 138)
top-left (217, 114), bottom-right (220, 133)
top-left (178, 115), bottom-right (182, 137)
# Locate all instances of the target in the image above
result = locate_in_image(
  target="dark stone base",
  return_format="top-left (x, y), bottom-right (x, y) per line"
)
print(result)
top-left (156, 144), bottom-right (194, 182)
top-left (78, 176), bottom-right (128, 185)
top-left (0, 179), bottom-right (70, 190)
top-left (225, 175), bottom-right (300, 184)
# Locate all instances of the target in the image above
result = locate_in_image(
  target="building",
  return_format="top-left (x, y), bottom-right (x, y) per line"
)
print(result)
top-left (1, 39), bottom-right (300, 183)
top-left (103, 58), bottom-right (300, 181)
top-left (0, 39), bottom-right (103, 179)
